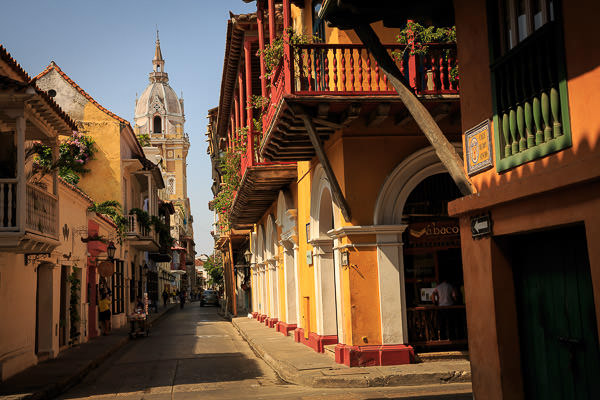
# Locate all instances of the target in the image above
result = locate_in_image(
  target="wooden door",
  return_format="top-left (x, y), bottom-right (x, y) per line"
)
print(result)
top-left (512, 225), bottom-right (600, 399)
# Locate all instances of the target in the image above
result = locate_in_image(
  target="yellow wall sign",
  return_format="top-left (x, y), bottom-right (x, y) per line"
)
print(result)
top-left (465, 120), bottom-right (493, 176)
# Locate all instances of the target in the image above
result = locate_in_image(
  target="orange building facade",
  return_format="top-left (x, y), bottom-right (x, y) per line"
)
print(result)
top-left (209, 0), bottom-right (470, 367)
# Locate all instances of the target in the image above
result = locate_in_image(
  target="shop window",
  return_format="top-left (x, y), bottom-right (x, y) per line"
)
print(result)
top-left (488, 0), bottom-right (571, 171)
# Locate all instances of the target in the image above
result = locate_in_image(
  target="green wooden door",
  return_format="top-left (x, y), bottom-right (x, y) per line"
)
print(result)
top-left (512, 225), bottom-right (600, 399)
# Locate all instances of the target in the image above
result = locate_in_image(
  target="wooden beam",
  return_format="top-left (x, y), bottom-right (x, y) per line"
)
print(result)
top-left (294, 105), bottom-right (352, 222)
top-left (367, 102), bottom-right (391, 127)
top-left (353, 23), bottom-right (474, 196)
top-left (340, 103), bottom-right (361, 126)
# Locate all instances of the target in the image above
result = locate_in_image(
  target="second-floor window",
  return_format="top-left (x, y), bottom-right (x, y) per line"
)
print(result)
top-left (488, 0), bottom-right (571, 172)
top-left (153, 116), bottom-right (162, 133)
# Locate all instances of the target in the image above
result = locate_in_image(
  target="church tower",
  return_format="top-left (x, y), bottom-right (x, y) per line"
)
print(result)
top-left (134, 32), bottom-right (189, 202)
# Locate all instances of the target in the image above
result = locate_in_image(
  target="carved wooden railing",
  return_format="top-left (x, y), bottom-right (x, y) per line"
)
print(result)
top-left (262, 42), bottom-right (459, 139)
top-left (407, 305), bottom-right (467, 346)
top-left (26, 183), bottom-right (58, 237)
top-left (126, 214), bottom-right (154, 240)
top-left (0, 179), bottom-right (17, 231)
top-left (491, 22), bottom-right (567, 166)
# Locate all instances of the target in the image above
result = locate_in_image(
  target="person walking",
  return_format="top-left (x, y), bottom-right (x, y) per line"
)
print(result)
top-left (99, 291), bottom-right (111, 335)
top-left (162, 288), bottom-right (169, 308)
top-left (179, 290), bottom-right (186, 309)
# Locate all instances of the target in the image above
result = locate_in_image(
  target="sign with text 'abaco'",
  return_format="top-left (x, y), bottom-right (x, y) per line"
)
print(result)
top-left (465, 120), bottom-right (493, 176)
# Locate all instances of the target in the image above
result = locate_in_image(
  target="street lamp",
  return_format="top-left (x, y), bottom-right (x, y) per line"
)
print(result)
top-left (244, 249), bottom-right (252, 264)
top-left (107, 241), bottom-right (116, 261)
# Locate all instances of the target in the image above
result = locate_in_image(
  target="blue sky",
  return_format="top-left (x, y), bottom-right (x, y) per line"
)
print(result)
top-left (0, 0), bottom-right (256, 256)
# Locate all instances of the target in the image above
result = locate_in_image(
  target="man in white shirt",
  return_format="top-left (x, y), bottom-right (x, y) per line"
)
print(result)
top-left (432, 279), bottom-right (456, 306)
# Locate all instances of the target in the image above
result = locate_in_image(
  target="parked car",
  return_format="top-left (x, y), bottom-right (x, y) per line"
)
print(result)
top-left (200, 290), bottom-right (219, 306)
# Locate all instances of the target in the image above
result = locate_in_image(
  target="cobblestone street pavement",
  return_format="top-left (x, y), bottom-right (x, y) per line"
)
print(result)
top-left (59, 305), bottom-right (472, 400)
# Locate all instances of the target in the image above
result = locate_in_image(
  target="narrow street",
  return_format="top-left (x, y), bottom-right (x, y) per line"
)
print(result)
top-left (60, 305), bottom-right (472, 400)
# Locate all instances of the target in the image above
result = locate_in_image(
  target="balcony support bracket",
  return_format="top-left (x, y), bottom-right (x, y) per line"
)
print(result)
top-left (353, 22), bottom-right (475, 196)
top-left (294, 105), bottom-right (352, 222)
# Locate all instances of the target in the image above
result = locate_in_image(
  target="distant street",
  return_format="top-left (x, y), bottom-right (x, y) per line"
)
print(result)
top-left (59, 305), bottom-right (471, 400)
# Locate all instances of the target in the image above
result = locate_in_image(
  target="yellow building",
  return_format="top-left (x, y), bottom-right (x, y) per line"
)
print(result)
top-left (36, 63), bottom-right (166, 325)
top-left (210, 1), bottom-right (469, 367)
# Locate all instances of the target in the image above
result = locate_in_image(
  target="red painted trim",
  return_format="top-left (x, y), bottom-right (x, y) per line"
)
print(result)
top-left (292, 328), bottom-right (337, 353)
top-left (334, 344), bottom-right (415, 367)
top-left (267, 318), bottom-right (278, 328)
top-left (251, 312), bottom-right (258, 319)
top-left (275, 322), bottom-right (296, 336)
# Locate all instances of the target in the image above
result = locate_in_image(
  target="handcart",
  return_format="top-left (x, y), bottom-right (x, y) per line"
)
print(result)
top-left (127, 311), bottom-right (150, 338)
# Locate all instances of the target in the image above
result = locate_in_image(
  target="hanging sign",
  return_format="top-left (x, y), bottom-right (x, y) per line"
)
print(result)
top-left (465, 120), bottom-right (493, 176)
top-left (97, 261), bottom-right (114, 277)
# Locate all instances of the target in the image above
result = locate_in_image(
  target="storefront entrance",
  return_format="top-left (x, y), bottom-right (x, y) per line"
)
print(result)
top-left (509, 224), bottom-right (600, 399)
top-left (401, 173), bottom-right (466, 350)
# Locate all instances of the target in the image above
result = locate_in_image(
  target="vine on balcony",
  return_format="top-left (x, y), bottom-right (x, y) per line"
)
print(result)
top-left (210, 127), bottom-right (248, 232)
top-left (87, 200), bottom-right (127, 241)
top-left (28, 131), bottom-right (97, 185)
top-left (257, 27), bottom-right (318, 82)
top-left (393, 21), bottom-right (458, 83)
top-left (250, 94), bottom-right (270, 133)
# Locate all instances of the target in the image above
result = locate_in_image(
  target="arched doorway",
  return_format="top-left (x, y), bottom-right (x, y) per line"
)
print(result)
top-left (402, 173), bottom-right (466, 350)
top-left (373, 145), bottom-right (466, 349)
top-left (309, 165), bottom-right (340, 342)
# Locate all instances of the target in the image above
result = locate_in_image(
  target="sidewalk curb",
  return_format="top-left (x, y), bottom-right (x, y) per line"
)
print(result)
top-left (21, 304), bottom-right (178, 400)
top-left (232, 318), bottom-right (304, 386)
top-left (231, 318), bottom-right (471, 388)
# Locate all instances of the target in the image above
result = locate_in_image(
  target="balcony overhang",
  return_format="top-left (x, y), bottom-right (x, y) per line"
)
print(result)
top-left (125, 235), bottom-right (159, 252)
top-left (260, 95), bottom-right (459, 162)
top-left (230, 163), bottom-right (297, 229)
top-left (0, 231), bottom-right (59, 253)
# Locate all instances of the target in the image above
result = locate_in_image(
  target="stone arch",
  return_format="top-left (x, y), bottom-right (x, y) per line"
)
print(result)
top-left (309, 164), bottom-right (340, 240)
top-left (309, 164), bottom-right (340, 339)
top-left (374, 144), bottom-right (463, 225)
top-left (373, 144), bottom-right (463, 345)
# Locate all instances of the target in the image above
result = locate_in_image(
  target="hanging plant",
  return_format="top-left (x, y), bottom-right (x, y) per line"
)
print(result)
top-left (257, 27), bottom-right (319, 81)
top-left (28, 131), bottom-right (97, 185)
top-left (87, 200), bottom-right (127, 241)
top-left (393, 21), bottom-right (459, 83)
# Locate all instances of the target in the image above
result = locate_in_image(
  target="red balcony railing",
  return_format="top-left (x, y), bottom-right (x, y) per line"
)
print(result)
top-left (262, 42), bottom-right (459, 137)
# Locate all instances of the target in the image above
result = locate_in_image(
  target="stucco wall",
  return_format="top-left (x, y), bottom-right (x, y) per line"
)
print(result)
top-left (0, 254), bottom-right (37, 381)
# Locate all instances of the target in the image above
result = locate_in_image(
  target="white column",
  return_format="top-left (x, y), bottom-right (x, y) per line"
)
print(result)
top-left (293, 244), bottom-right (301, 327)
top-left (282, 244), bottom-right (297, 325)
top-left (312, 239), bottom-right (337, 336)
top-left (376, 229), bottom-right (409, 344)
top-left (332, 237), bottom-right (344, 342)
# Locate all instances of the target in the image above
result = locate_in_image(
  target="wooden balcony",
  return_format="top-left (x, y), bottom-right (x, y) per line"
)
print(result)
top-left (260, 42), bottom-right (460, 161)
top-left (0, 180), bottom-right (59, 253)
top-left (230, 134), bottom-right (296, 230)
top-left (125, 214), bottom-right (159, 252)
